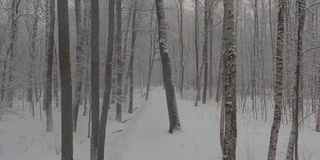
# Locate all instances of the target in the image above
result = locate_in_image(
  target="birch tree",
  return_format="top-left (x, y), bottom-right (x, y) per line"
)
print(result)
top-left (222, 0), bottom-right (237, 158)
top-left (267, 0), bottom-right (285, 158)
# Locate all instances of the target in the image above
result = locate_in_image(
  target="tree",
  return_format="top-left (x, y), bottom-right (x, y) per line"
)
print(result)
top-left (267, 0), bottom-right (285, 158)
top-left (57, 0), bottom-right (73, 159)
top-left (178, 0), bottom-right (184, 98)
top-left (6, 0), bottom-right (20, 108)
top-left (90, 0), bottom-right (100, 159)
top-left (28, 0), bottom-right (41, 118)
top-left (202, 0), bottom-right (209, 104)
top-left (128, 0), bottom-right (138, 114)
top-left (155, 0), bottom-right (181, 134)
top-left (222, 0), bottom-right (237, 159)
top-left (115, 0), bottom-right (123, 122)
top-left (45, 0), bottom-right (55, 132)
top-left (286, 0), bottom-right (306, 159)
top-left (73, 0), bottom-right (85, 132)
top-left (97, 0), bottom-right (114, 159)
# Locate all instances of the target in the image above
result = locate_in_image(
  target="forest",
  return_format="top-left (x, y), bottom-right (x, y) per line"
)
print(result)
top-left (0, 0), bottom-right (319, 160)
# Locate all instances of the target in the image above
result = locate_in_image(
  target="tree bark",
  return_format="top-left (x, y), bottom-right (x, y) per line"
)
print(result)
top-left (73, 0), bottom-right (85, 132)
top-left (155, 0), bottom-right (181, 133)
top-left (222, 0), bottom-right (237, 158)
top-left (128, 0), bottom-right (138, 114)
top-left (45, 0), bottom-right (55, 133)
top-left (267, 0), bottom-right (285, 158)
top-left (97, 0), bottom-right (114, 159)
top-left (202, 0), bottom-right (209, 104)
top-left (90, 0), bottom-right (100, 158)
top-left (57, 0), bottom-right (73, 158)
top-left (115, 0), bottom-right (123, 122)
top-left (178, 0), bottom-right (184, 98)
top-left (286, 0), bottom-right (306, 159)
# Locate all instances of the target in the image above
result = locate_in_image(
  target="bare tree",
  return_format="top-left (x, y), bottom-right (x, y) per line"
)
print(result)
top-left (128, 0), bottom-right (138, 114)
top-left (90, 0), bottom-right (100, 158)
top-left (45, 0), bottom-right (55, 132)
top-left (202, 0), bottom-right (209, 104)
top-left (97, 0), bottom-right (115, 158)
top-left (267, 0), bottom-right (285, 158)
top-left (155, 0), bottom-right (181, 133)
top-left (73, 0), bottom-right (85, 132)
top-left (286, 0), bottom-right (306, 159)
top-left (222, 0), bottom-right (237, 158)
top-left (115, 0), bottom-right (123, 122)
top-left (57, 0), bottom-right (73, 159)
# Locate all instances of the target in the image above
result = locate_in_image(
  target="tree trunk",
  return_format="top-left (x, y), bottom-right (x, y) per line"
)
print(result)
top-left (90, 0), bottom-right (100, 158)
top-left (202, 0), bottom-right (209, 104)
top-left (57, 0), bottom-right (73, 158)
top-left (222, 0), bottom-right (237, 158)
top-left (128, 0), bottom-right (138, 114)
top-left (155, 0), bottom-right (181, 133)
top-left (97, 0), bottom-right (114, 159)
top-left (115, 0), bottom-right (123, 122)
top-left (286, 0), bottom-right (306, 159)
top-left (267, 0), bottom-right (285, 158)
top-left (178, 0), bottom-right (184, 98)
top-left (45, 0), bottom-right (55, 133)
top-left (6, 0), bottom-right (20, 108)
top-left (195, 0), bottom-right (199, 92)
top-left (73, 0), bottom-right (85, 132)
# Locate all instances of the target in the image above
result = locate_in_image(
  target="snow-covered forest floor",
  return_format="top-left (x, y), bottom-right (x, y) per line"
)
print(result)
top-left (0, 88), bottom-right (319, 160)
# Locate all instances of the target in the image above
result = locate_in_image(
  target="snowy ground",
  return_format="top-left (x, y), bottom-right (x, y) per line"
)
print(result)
top-left (0, 88), bottom-right (319, 160)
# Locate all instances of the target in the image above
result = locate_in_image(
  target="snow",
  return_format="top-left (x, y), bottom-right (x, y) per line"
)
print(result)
top-left (1, 88), bottom-right (320, 160)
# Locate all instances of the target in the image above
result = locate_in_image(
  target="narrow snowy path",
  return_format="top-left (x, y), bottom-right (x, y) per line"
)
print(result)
top-left (107, 88), bottom-right (220, 160)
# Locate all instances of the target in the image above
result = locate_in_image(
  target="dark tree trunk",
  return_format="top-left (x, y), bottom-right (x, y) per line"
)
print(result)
top-left (73, 0), bottom-right (85, 132)
top-left (128, 0), bottom-right (138, 114)
top-left (178, 0), bottom-right (184, 98)
top-left (202, 0), bottom-right (209, 104)
top-left (97, 0), bottom-right (114, 159)
top-left (195, 0), bottom-right (199, 92)
top-left (155, 0), bottom-right (181, 133)
top-left (45, 0), bottom-right (55, 132)
top-left (57, 0), bottom-right (73, 158)
top-left (115, 0), bottom-right (123, 122)
top-left (90, 0), bottom-right (100, 158)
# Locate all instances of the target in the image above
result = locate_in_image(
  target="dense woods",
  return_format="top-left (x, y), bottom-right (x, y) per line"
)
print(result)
top-left (0, 0), bottom-right (320, 159)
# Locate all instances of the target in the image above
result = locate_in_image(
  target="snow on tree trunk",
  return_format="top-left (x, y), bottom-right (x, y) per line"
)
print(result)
top-left (222, 0), bottom-right (237, 158)
top-left (267, 0), bottom-right (285, 158)
top-left (57, 0), bottom-right (73, 158)
top-left (155, 0), bottom-right (182, 133)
